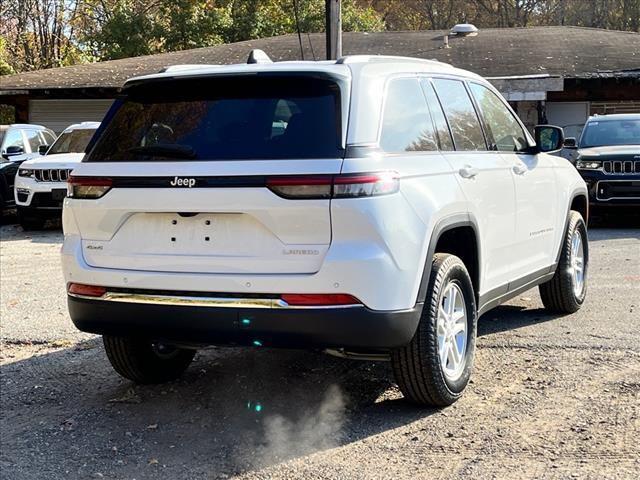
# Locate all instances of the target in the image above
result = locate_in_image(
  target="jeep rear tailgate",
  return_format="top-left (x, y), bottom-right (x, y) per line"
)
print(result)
top-left (68, 73), bottom-right (348, 275)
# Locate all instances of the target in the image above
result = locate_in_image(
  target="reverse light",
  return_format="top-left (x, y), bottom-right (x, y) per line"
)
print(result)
top-left (68, 283), bottom-right (107, 297)
top-left (576, 160), bottom-right (602, 170)
top-left (280, 293), bottom-right (362, 306)
top-left (267, 172), bottom-right (399, 199)
top-left (68, 176), bottom-right (112, 199)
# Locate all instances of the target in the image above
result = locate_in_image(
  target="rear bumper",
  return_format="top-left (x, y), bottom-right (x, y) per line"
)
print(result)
top-left (68, 295), bottom-right (422, 350)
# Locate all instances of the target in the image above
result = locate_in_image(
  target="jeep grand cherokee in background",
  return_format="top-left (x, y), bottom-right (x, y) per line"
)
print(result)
top-left (62, 53), bottom-right (589, 407)
top-left (566, 114), bottom-right (640, 215)
top-left (1, 124), bottom-right (56, 213)
top-left (15, 122), bottom-right (100, 229)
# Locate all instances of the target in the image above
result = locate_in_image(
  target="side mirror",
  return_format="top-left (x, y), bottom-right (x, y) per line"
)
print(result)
top-left (534, 125), bottom-right (564, 153)
top-left (563, 137), bottom-right (577, 149)
top-left (38, 144), bottom-right (49, 155)
top-left (2, 145), bottom-right (25, 160)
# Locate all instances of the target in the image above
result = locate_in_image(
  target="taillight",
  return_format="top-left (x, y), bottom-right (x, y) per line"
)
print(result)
top-left (68, 176), bottom-right (112, 199)
top-left (333, 172), bottom-right (399, 198)
top-left (266, 175), bottom-right (333, 199)
top-left (280, 293), bottom-right (362, 306)
top-left (266, 172), bottom-right (399, 199)
top-left (68, 283), bottom-right (107, 297)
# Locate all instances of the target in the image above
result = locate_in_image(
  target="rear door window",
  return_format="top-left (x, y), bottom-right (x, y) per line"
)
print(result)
top-left (432, 78), bottom-right (487, 151)
top-left (421, 80), bottom-right (454, 151)
top-left (380, 77), bottom-right (438, 152)
top-left (85, 75), bottom-right (343, 162)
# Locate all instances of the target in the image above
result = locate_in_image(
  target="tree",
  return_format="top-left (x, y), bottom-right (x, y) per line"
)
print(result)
top-left (158, 1), bottom-right (231, 51)
top-left (0, 0), bottom-right (89, 72)
top-left (80, 0), bottom-right (383, 61)
top-left (0, 37), bottom-right (15, 76)
top-left (81, 2), bottom-right (157, 59)
top-left (0, 36), bottom-right (16, 123)
top-left (226, 0), bottom-right (383, 43)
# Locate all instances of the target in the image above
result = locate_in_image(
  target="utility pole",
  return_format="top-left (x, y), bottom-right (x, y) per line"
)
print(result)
top-left (325, 0), bottom-right (342, 60)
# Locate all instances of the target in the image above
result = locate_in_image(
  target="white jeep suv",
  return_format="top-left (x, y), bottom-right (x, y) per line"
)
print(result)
top-left (62, 54), bottom-right (588, 406)
top-left (16, 122), bottom-right (99, 229)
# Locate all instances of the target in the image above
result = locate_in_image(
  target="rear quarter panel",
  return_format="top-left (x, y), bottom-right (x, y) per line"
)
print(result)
top-left (338, 151), bottom-right (466, 310)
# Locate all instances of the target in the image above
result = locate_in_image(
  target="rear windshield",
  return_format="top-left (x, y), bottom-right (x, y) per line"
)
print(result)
top-left (580, 119), bottom-right (640, 148)
top-left (48, 129), bottom-right (96, 155)
top-left (85, 75), bottom-right (343, 162)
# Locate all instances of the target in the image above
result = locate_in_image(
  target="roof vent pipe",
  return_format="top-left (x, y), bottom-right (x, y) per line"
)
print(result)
top-left (450, 23), bottom-right (479, 36)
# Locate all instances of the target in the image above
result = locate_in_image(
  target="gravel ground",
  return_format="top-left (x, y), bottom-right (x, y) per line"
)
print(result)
top-left (1, 219), bottom-right (639, 479)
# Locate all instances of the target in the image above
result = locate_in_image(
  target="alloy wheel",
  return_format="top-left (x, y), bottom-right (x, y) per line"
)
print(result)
top-left (570, 230), bottom-right (585, 297)
top-left (436, 282), bottom-right (468, 381)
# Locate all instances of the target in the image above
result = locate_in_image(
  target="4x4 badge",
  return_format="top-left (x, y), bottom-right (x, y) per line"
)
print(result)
top-left (170, 177), bottom-right (196, 187)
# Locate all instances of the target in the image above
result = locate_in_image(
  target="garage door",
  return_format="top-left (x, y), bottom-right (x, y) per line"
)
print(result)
top-left (546, 102), bottom-right (589, 139)
top-left (29, 99), bottom-right (114, 134)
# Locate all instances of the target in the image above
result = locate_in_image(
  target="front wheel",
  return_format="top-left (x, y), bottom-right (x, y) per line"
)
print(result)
top-left (539, 210), bottom-right (588, 313)
top-left (391, 253), bottom-right (477, 407)
top-left (103, 336), bottom-right (196, 384)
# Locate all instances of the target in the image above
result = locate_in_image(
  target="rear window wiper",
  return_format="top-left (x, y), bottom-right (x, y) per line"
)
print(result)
top-left (127, 144), bottom-right (196, 159)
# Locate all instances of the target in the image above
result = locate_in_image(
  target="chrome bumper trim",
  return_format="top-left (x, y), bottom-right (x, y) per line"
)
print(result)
top-left (67, 291), bottom-right (363, 309)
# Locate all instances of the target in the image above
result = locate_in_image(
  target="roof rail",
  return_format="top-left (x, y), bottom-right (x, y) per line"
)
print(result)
top-left (159, 64), bottom-right (221, 73)
top-left (247, 49), bottom-right (273, 64)
top-left (336, 55), bottom-right (450, 67)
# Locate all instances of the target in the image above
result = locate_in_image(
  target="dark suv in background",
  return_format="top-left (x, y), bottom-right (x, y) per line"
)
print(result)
top-left (565, 114), bottom-right (640, 216)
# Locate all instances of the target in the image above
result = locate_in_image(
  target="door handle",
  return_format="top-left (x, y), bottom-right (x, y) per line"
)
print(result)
top-left (512, 163), bottom-right (528, 175)
top-left (459, 165), bottom-right (478, 179)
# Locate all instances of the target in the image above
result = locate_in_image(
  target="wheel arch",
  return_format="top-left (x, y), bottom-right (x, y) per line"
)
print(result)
top-left (554, 188), bottom-right (589, 266)
top-left (416, 214), bottom-right (481, 306)
top-left (570, 192), bottom-right (588, 224)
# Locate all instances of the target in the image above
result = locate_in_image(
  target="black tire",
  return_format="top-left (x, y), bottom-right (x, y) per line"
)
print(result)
top-left (103, 336), bottom-right (196, 384)
top-left (539, 211), bottom-right (588, 313)
top-left (17, 208), bottom-right (46, 230)
top-left (391, 253), bottom-right (477, 407)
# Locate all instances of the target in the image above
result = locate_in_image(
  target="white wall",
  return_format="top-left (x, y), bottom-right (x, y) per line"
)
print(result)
top-left (545, 102), bottom-right (590, 139)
